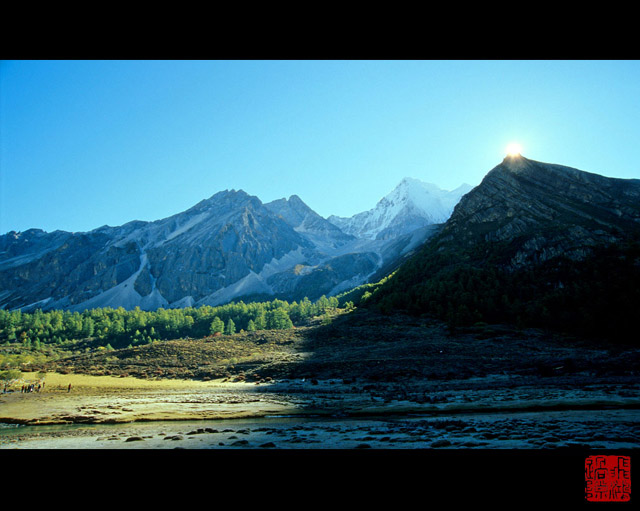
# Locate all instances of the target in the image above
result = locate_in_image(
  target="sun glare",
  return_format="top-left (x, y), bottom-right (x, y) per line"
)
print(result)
top-left (506, 143), bottom-right (522, 156)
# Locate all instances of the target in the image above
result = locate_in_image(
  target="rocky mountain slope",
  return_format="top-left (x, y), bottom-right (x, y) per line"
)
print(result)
top-left (1, 190), bottom-right (315, 311)
top-left (1, 176), bottom-right (467, 312)
top-left (435, 154), bottom-right (640, 266)
top-left (264, 195), bottom-right (355, 250)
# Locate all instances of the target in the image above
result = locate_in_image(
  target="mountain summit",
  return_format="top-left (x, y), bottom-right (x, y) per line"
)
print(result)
top-left (328, 178), bottom-right (472, 240)
top-left (440, 155), bottom-right (640, 267)
top-left (264, 195), bottom-right (355, 250)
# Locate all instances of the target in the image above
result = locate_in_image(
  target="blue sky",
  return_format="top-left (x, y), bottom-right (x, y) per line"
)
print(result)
top-left (2, 60), bottom-right (639, 234)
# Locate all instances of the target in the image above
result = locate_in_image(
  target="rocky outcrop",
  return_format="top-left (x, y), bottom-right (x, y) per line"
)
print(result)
top-left (436, 155), bottom-right (640, 269)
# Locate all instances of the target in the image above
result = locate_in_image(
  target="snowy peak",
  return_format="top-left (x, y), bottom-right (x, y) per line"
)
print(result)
top-left (381, 178), bottom-right (471, 220)
top-left (328, 178), bottom-right (472, 240)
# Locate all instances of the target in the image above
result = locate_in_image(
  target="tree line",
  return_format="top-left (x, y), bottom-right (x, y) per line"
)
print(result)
top-left (0, 295), bottom-right (342, 350)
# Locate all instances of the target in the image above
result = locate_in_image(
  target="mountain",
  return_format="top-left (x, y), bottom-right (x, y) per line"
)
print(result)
top-left (0, 190), bottom-right (317, 311)
top-left (434, 154), bottom-right (640, 267)
top-left (367, 155), bottom-right (640, 340)
top-left (0, 183), bottom-right (450, 312)
top-left (328, 178), bottom-right (472, 240)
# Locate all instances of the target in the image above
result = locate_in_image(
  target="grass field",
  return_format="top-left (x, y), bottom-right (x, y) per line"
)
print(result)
top-left (6, 370), bottom-right (246, 394)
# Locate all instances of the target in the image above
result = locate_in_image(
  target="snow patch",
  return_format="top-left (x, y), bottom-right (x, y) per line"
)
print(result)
top-left (0, 250), bottom-right (56, 270)
top-left (17, 297), bottom-right (52, 312)
top-left (329, 178), bottom-right (472, 240)
top-left (112, 227), bottom-right (149, 249)
top-left (169, 296), bottom-right (195, 308)
top-left (0, 290), bottom-right (12, 306)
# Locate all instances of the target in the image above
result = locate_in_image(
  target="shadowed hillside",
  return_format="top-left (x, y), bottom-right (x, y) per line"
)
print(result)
top-left (28, 308), bottom-right (640, 385)
top-left (364, 156), bottom-right (640, 342)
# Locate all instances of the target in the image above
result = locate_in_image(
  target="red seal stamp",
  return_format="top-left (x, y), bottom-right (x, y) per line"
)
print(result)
top-left (585, 455), bottom-right (631, 502)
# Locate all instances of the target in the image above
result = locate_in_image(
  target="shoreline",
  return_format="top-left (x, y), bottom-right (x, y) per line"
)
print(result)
top-left (2, 407), bottom-right (639, 451)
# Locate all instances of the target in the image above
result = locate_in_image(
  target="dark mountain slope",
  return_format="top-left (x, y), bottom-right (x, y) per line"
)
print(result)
top-left (439, 155), bottom-right (640, 266)
top-left (366, 155), bottom-right (640, 342)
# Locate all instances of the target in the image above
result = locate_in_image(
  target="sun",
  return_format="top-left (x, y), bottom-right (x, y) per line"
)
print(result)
top-left (506, 142), bottom-right (522, 156)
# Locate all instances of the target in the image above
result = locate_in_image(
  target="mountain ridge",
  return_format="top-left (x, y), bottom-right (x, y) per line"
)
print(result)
top-left (1, 177), bottom-right (463, 312)
top-left (438, 155), bottom-right (640, 268)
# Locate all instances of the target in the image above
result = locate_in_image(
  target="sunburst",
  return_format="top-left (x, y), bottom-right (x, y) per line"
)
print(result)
top-left (506, 142), bottom-right (522, 156)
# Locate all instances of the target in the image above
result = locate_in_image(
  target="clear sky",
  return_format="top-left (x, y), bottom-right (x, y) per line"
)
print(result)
top-left (2, 60), bottom-right (639, 234)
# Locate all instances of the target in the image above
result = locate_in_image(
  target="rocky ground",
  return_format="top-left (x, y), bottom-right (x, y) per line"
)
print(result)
top-left (2, 408), bottom-right (639, 450)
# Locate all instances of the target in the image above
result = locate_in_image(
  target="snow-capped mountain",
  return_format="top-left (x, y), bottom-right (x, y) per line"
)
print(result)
top-left (328, 178), bottom-right (473, 240)
top-left (0, 187), bottom-right (443, 312)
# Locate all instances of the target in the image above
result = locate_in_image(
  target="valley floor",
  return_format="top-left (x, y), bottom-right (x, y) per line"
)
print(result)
top-left (2, 311), bottom-right (639, 450)
top-left (1, 371), bottom-right (639, 450)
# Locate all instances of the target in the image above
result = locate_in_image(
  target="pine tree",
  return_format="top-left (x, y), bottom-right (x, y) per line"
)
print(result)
top-left (210, 317), bottom-right (224, 335)
top-left (246, 319), bottom-right (256, 332)
top-left (254, 311), bottom-right (266, 330)
top-left (316, 295), bottom-right (330, 313)
top-left (225, 318), bottom-right (236, 335)
top-left (267, 308), bottom-right (293, 330)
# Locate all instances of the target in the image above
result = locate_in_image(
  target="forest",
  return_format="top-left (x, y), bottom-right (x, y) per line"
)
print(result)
top-left (0, 294), bottom-right (350, 352)
top-left (363, 240), bottom-right (640, 344)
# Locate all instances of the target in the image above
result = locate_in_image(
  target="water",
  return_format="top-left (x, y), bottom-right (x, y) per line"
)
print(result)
top-left (2, 408), bottom-right (638, 449)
